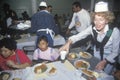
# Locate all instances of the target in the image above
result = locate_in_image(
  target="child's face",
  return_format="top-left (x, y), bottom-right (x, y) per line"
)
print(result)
top-left (38, 40), bottom-right (48, 51)
top-left (0, 47), bottom-right (14, 58)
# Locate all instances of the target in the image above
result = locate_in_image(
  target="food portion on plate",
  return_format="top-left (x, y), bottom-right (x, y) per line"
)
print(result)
top-left (48, 67), bottom-right (57, 75)
top-left (67, 52), bottom-right (78, 60)
top-left (0, 72), bottom-right (11, 80)
top-left (34, 63), bottom-right (48, 74)
top-left (81, 69), bottom-right (94, 77)
top-left (12, 78), bottom-right (21, 80)
top-left (81, 69), bottom-right (99, 78)
top-left (74, 60), bottom-right (90, 69)
top-left (79, 52), bottom-right (92, 59)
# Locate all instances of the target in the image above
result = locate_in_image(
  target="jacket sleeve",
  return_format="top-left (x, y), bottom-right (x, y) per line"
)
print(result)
top-left (27, 15), bottom-right (38, 33)
top-left (105, 28), bottom-right (120, 63)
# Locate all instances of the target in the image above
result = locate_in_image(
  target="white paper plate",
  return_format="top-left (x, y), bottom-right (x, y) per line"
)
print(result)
top-left (79, 52), bottom-right (92, 59)
top-left (74, 60), bottom-right (90, 69)
top-left (32, 63), bottom-right (47, 74)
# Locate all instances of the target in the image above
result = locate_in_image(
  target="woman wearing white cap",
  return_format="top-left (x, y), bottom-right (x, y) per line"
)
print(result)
top-left (59, 1), bottom-right (120, 74)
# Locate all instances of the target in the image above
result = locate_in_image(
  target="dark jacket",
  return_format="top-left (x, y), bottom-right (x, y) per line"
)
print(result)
top-left (28, 10), bottom-right (59, 35)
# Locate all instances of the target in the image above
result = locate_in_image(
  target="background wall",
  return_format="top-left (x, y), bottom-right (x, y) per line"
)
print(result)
top-left (0, 0), bottom-right (118, 19)
top-left (0, 0), bottom-right (77, 18)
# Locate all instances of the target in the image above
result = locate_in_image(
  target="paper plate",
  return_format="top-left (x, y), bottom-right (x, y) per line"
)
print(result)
top-left (32, 63), bottom-right (48, 74)
top-left (82, 69), bottom-right (99, 78)
top-left (81, 69), bottom-right (94, 77)
top-left (74, 60), bottom-right (90, 69)
top-left (67, 52), bottom-right (78, 60)
top-left (79, 52), bottom-right (92, 59)
top-left (46, 67), bottom-right (57, 76)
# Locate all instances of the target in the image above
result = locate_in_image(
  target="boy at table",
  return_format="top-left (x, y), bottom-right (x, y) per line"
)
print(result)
top-left (0, 38), bottom-right (32, 71)
top-left (32, 35), bottom-right (60, 64)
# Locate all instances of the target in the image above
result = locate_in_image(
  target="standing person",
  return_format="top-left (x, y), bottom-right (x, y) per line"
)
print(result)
top-left (47, 5), bottom-right (52, 13)
top-left (66, 1), bottom-right (91, 35)
top-left (21, 11), bottom-right (30, 20)
top-left (59, 1), bottom-right (120, 74)
top-left (28, 1), bottom-right (59, 47)
top-left (0, 38), bottom-right (31, 71)
top-left (32, 35), bottom-right (59, 64)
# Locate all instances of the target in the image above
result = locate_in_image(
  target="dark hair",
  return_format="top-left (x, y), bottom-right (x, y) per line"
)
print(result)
top-left (72, 1), bottom-right (82, 8)
top-left (0, 38), bottom-right (17, 51)
top-left (47, 5), bottom-right (52, 8)
top-left (39, 6), bottom-right (46, 10)
top-left (38, 35), bottom-right (48, 44)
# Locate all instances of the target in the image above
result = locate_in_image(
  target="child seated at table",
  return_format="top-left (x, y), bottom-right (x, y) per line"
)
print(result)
top-left (0, 37), bottom-right (32, 71)
top-left (32, 35), bottom-right (60, 64)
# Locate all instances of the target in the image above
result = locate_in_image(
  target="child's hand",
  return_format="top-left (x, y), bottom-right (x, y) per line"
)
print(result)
top-left (6, 60), bottom-right (16, 68)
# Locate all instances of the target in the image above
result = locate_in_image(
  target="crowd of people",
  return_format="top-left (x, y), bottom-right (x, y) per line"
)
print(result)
top-left (0, 1), bottom-right (120, 80)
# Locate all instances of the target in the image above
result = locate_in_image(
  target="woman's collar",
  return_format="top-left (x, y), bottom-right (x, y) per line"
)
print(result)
top-left (93, 24), bottom-right (109, 33)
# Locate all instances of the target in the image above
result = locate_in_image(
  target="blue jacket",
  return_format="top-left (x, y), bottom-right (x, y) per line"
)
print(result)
top-left (28, 10), bottom-right (59, 35)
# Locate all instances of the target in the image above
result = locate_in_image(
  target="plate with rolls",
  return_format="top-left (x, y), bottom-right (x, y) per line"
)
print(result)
top-left (33, 63), bottom-right (48, 74)
top-left (46, 67), bottom-right (57, 76)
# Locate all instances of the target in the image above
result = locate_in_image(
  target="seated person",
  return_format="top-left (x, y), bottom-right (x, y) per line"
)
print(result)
top-left (0, 38), bottom-right (32, 71)
top-left (32, 35), bottom-right (60, 64)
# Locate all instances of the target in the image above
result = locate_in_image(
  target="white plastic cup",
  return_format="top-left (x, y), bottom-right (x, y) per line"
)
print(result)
top-left (60, 51), bottom-right (67, 60)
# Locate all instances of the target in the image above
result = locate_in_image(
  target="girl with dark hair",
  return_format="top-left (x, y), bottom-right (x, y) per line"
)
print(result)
top-left (32, 35), bottom-right (60, 64)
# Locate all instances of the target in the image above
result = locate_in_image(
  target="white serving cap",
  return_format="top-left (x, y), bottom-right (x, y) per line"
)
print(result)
top-left (39, 1), bottom-right (47, 7)
top-left (95, 1), bottom-right (108, 12)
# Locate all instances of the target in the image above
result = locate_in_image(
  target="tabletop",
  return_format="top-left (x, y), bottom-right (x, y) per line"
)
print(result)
top-left (0, 48), bottom-right (114, 80)
top-left (68, 47), bottom-right (114, 80)
top-left (0, 60), bottom-right (86, 80)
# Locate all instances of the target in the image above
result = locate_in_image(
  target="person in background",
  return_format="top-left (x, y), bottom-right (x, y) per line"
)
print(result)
top-left (28, 1), bottom-right (59, 47)
top-left (65, 1), bottom-right (92, 49)
top-left (7, 10), bottom-right (18, 27)
top-left (47, 5), bottom-right (52, 13)
top-left (0, 38), bottom-right (31, 71)
top-left (66, 1), bottom-right (91, 35)
top-left (32, 35), bottom-right (59, 64)
top-left (59, 1), bottom-right (120, 75)
top-left (21, 11), bottom-right (30, 20)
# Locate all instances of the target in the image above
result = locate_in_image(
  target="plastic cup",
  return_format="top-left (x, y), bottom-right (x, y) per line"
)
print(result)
top-left (60, 51), bottom-right (67, 60)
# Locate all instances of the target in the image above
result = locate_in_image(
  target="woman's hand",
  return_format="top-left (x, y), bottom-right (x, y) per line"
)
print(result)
top-left (59, 39), bottom-right (72, 52)
top-left (95, 59), bottom-right (107, 71)
top-left (66, 29), bottom-right (70, 35)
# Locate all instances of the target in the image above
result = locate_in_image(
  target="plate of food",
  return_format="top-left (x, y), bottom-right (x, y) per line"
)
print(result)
top-left (47, 67), bottom-right (57, 76)
top-left (81, 69), bottom-right (94, 77)
top-left (0, 72), bottom-right (11, 80)
top-left (67, 52), bottom-right (78, 60)
top-left (74, 60), bottom-right (90, 69)
top-left (33, 63), bottom-right (48, 74)
top-left (79, 52), bottom-right (92, 59)
top-left (12, 78), bottom-right (21, 80)
top-left (81, 69), bottom-right (99, 78)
